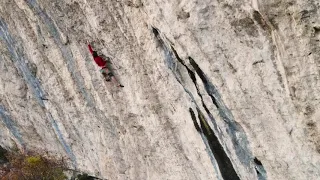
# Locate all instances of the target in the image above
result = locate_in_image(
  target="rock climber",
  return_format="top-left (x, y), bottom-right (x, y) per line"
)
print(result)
top-left (87, 41), bottom-right (124, 87)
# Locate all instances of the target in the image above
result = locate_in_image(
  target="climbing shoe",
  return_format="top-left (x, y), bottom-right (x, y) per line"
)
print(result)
top-left (107, 72), bottom-right (114, 77)
top-left (105, 77), bottom-right (111, 81)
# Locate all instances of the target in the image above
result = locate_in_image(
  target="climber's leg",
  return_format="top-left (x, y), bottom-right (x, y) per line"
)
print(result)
top-left (107, 72), bottom-right (123, 87)
top-left (100, 67), bottom-right (111, 81)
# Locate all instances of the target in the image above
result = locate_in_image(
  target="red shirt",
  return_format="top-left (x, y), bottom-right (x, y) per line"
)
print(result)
top-left (88, 44), bottom-right (107, 67)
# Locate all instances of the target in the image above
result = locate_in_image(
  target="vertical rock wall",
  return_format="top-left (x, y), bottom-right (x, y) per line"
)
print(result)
top-left (0, 0), bottom-right (319, 179)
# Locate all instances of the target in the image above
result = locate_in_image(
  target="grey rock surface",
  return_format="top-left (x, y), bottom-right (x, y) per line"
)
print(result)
top-left (0, 0), bottom-right (319, 179)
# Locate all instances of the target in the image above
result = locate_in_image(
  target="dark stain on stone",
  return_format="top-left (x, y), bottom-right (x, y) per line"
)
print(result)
top-left (177, 10), bottom-right (190, 20)
top-left (304, 105), bottom-right (315, 117)
top-left (253, 11), bottom-right (271, 33)
top-left (0, 146), bottom-right (8, 164)
top-left (253, 60), bottom-right (265, 66)
top-left (230, 17), bottom-right (259, 37)
top-left (313, 26), bottom-right (320, 35)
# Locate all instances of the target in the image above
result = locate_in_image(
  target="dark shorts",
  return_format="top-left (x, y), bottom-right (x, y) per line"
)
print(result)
top-left (100, 66), bottom-right (113, 77)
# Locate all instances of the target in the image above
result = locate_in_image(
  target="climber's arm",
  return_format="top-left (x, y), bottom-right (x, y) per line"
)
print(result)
top-left (88, 44), bottom-right (94, 54)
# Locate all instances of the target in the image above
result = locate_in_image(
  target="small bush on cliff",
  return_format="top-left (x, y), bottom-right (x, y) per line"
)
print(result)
top-left (76, 173), bottom-right (95, 180)
top-left (0, 146), bottom-right (8, 164)
top-left (2, 153), bottom-right (66, 180)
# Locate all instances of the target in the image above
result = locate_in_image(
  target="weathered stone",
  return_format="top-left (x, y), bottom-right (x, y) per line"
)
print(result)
top-left (0, 0), bottom-right (319, 179)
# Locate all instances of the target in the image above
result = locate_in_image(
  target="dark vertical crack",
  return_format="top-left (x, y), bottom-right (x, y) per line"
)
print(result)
top-left (188, 57), bottom-right (256, 172)
top-left (196, 108), bottom-right (240, 180)
top-left (188, 57), bottom-right (221, 109)
top-left (152, 26), bottom-right (268, 179)
top-left (189, 108), bottom-right (201, 133)
top-left (152, 27), bottom-right (160, 37)
top-left (189, 108), bottom-right (222, 179)
top-left (152, 26), bottom-right (240, 179)
top-left (254, 157), bottom-right (267, 180)
top-left (171, 47), bottom-right (221, 137)
top-left (187, 56), bottom-right (267, 179)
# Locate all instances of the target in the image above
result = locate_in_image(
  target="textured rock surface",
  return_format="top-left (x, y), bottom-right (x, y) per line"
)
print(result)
top-left (0, 0), bottom-right (320, 179)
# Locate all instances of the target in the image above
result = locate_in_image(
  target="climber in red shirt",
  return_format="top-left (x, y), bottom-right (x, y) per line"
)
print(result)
top-left (87, 41), bottom-right (124, 87)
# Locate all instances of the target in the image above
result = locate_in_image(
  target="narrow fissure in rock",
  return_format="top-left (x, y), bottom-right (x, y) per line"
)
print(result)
top-left (196, 108), bottom-right (240, 180)
top-left (152, 26), bottom-right (240, 180)
top-left (254, 157), bottom-right (267, 180)
top-left (188, 56), bottom-right (267, 179)
top-left (189, 108), bottom-right (201, 133)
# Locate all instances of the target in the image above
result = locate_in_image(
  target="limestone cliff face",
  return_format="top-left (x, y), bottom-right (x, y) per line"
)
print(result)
top-left (0, 0), bottom-right (319, 179)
